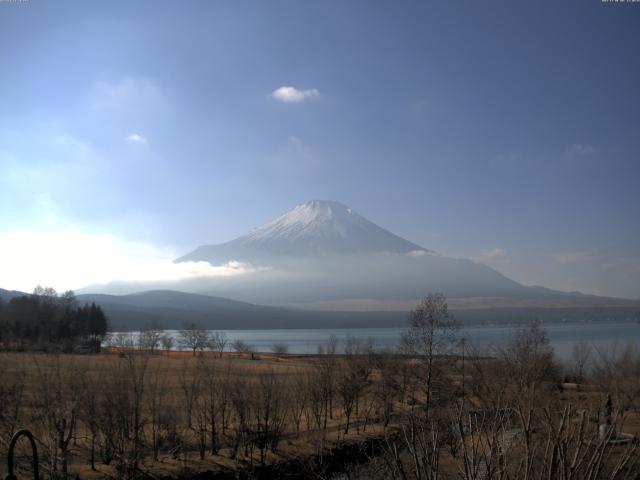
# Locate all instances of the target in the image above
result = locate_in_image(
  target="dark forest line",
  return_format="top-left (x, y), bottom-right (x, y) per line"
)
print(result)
top-left (0, 286), bottom-right (108, 352)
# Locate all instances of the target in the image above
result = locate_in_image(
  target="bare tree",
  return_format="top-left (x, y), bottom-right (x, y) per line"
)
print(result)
top-left (401, 293), bottom-right (458, 413)
top-left (271, 342), bottom-right (289, 356)
top-left (317, 334), bottom-right (338, 356)
top-left (193, 376), bottom-right (208, 460)
top-left (95, 364), bottom-right (120, 466)
top-left (232, 338), bottom-right (256, 359)
top-left (138, 321), bottom-right (163, 354)
top-left (252, 369), bottom-right (289, 463)
top-left (160, 334), bottom-right (174, 352)
top-left (146, 363), bottom-right (168, 461)
top-left (196, 358), bottom-right (222, 455)
top-left (495, 320), bottom-right (560, 477)
top-left (33, 355), bottom-right (81, 479)
top-left (179, 322), bottom-right (210, 356)
top-left (569, 340), bottom-right (593, 384)
top-left (124, 353), bottom-right (149, 473)
top-left (379, 295), bottom-right (458, 480)
top-left (592, 342), bottom-right (640, 417)
top-left (219, 361), bottom-right (234, 434)
top-left (316, 355), bottom-right (336, 430)
top-left (229, 376), bottom-right (251, 460)
top-left (453, 402), bottom-right (640, 480)
top-left (497, 319), bottom-right (559, 397)
top-left (316, 335), bottom-right (339, 424)
top-left (111, 332), bottom-right (135, 350)
top-left (305, 368), bottom-right (328, 452)
top-left (78, 369), bottom-right (101, 470)
top-left (338, 336), bottom-right (372, 434)
top-left (289, 368), bottom-right (308, 436)
top-left (179, 361), bottom-right (201, 430)
top-left (0, 354), bottom-right (25, 452)
top-left (371, 351), bottom-right (401, 427)
top-left (210, 331), bottom-right (228, 357)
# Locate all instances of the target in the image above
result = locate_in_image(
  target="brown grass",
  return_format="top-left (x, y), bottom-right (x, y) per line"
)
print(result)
top-left (0, 351), bottom-right (384, 479)
top-left (1, 350), bottom-right (639, 479)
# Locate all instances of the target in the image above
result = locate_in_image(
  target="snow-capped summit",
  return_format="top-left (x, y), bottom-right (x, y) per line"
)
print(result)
top-left (245, 200), bottom-right (356, 242)
top-left (176, 200), bottom-right (433, 263)
top-left (122, 201), bottom-right (629, 310)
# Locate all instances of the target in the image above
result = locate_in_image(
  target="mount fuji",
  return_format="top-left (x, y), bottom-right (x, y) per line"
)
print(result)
top-left (73, 200), bottom-right (638, 326)
top-left (177, 200), bottom-right (435, 264)
top-left (172, 200), bottom-right (632, 309)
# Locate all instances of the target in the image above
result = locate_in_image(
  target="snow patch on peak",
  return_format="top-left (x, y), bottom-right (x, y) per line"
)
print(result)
top-left (176, 200), bottom-right (436, 262)
top-left (289, 200), bottom-right (351, 222)
top-left (233, 200), bottom-right (433, 256)
top-left (408, 249), bottom-right (441, 258)
top-left (245, 200), bottom-right (355, 242)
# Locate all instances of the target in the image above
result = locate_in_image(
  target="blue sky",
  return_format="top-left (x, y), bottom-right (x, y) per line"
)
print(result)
top-left (0, 0), bottom-right (639, 297)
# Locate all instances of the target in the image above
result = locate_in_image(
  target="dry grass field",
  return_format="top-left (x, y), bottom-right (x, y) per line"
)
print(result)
top-left (1, 324), bottom-right (639, 480)
top-left (0, 349), bottom-right (399, 479)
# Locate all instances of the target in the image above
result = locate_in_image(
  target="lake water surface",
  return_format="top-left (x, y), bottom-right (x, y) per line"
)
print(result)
top-left (117, 321), bottom-right (640, 361)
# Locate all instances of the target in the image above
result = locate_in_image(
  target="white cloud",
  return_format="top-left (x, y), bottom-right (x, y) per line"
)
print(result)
top-left (0, 228), bottom-right (258, 293)
top-left (554, 251), bottom-right (595, 264)
top-left (0, 132), bottom-right (115, 228)
top-left (479, 248), bottom-right (506, 260)
top-left (272, 134), bottom-right (318, 172)
top-left (32, 192), bottom-right (60, 225)
top-left (127, 133), bottom-right (148, 144)
top-left (566, 144), bottom-right (596, 156)
top-left (87, 76), bottom-right (167, 113)
top-left (271, 86), bottom-right (319, 103)
top-left (546, 251), bottom-right (640, 299)
top-left (471, 248), bottom-right (510, 266)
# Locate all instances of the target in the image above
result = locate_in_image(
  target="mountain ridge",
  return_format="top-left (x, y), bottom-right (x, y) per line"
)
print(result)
top-left (127, 199), bottom-right (638, 309)
top-left (76, 200), bottom-right (640, 311)
top-left (0, 288), bottom-right (28, 303)
top-left (69, 289), bottom-right (640, 330)
top-left (4, 287), bottom-right (638, 331)
top-left (177, 200), bottom-right (434, 264)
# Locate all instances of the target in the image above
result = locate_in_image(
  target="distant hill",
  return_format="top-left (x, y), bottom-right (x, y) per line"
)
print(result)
top-left (0, 288), bottom-right (28, 302)
top-left (76, 290), bottom-right (409, 331)
top-left (2, 288), bottom-right (637, 331)
top-left (76, 289), bottom-right (640, 332)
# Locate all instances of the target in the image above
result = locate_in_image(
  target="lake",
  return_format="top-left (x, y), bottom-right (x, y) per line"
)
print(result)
top-left (114, 320), bottom-right (640, 362)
